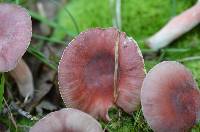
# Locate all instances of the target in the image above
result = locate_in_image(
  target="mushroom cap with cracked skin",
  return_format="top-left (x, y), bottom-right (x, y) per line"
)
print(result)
top-left (58, 27), bottom-right (145, 121)
top-left (30, 108), bottom-right (103, 132)
top-left (141, 61), bottom-right (200, 132)
top-left (0, 3), bottom-right (32, 72)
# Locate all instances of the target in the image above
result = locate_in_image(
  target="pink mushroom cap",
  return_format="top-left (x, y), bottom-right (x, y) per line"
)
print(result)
top-left (30, 108), bottom-right (103, 132)
top-left (141, 61), bottom-right (200, 131)
top-left (58, 27), bottom-right (145, 121)
top-left (0, 3), bottom-right (32, 72)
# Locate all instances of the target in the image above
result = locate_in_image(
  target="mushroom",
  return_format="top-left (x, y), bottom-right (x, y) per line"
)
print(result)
top-left (146, 0), bottom-right (200, 51)
top-left (58, 27), bottom-right (145, 121)
top-left (30, 108), bottom-right (103, 132)
top-left (0, 3), bottom-right (32, 72)
top-left (141, 61), bottom-right (200, 131)
top-left (0, 3), bottom-right (33, 100)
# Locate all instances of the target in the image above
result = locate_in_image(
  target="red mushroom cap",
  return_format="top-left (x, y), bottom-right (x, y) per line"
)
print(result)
top-left (0, 3), bottom-right (32, 72)
top-left (30, 108), bottom-right (103, 132)
top-left (58, 27), bottom-right (145, 121)
top-left (141, 61), bottom-right (200, 131)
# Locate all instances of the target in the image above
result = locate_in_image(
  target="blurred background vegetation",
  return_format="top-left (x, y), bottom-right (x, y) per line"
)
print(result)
top-left (0, 0), bottom-right (200, 131)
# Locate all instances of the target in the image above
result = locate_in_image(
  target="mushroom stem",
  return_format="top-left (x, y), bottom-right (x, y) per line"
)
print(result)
top-left (114, 32), bottom-right (120, 102)
top-left (115, 0), bottom-right (121, 30)
top-left (146, 1), bottom-right (200, 51)
top-left (110, 0), bottom-right (121, 30)
top-left (9, 59), bottom-right (34, 102)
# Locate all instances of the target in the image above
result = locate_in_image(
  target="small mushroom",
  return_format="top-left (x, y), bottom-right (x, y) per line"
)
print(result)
top-left (30, 108), bottom-right (103, 132)
top-left (0, 3), bottom-right (32, 72)
top-left (141, 61), bottom-right (200, 131)
top-left (58, 28), bottom-right (145, 121)
top-left (146, 1), bottom-right (200, 50)
top-left (0, 3), bottom-right (33, 100)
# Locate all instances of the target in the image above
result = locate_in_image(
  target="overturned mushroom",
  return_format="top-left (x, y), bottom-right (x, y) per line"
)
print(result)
top-left (141, 61), bottom-right (200, 131)
top-left (30, 108), bottom-right (103, 132)
top-left (0, 3), bottom-right (33, 100)
top-left (146, 1), bottom-right (200, 50)
top-left (58, 27), bottom-right (145, 121)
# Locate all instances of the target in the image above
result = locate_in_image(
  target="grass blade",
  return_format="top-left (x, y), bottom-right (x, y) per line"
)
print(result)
top-left (28, 46), bottom-right (57, 70)
top-left (0, 74), bottom-right (5, 111)
top-left (29, 11), bottom-right (76, 37)
top-left (50, 0), bottom-right (80, 34)
top-left (32, 33), bottom-right (66, 45)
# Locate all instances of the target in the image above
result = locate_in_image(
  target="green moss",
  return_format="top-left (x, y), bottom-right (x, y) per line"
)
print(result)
top-left (0, 115), bottom-right (35, 132)
top-left (144, 60), bottom-right (158, 72)
top-left (52, 0), bottom-right (196, 43)
top-left (121, 0), bottom-right (195, 39)
top-left (100, 108), bottom-right (151, 132)
top-left (52, 0), bottom-right (112, 40)
top-left (184, 61), bottom-right (200, 85)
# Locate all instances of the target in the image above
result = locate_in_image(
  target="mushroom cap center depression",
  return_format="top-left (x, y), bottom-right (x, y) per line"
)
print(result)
top-left (168, 82), bottom-right (198, 127)
top-left (171, 85), bottom-right (197, 115)
top-left (84, 52), bottom-right (115, 93)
